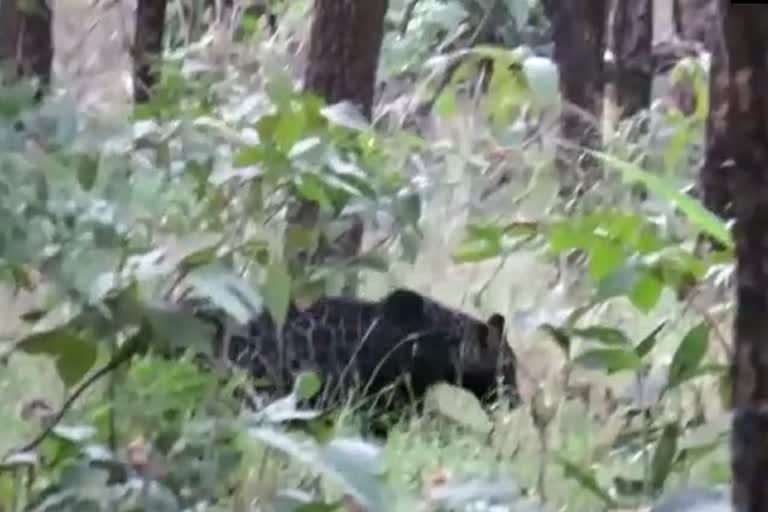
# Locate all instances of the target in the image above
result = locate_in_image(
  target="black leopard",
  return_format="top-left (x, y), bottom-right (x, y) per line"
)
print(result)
top-left (209, 288), bottom-right (519, 413)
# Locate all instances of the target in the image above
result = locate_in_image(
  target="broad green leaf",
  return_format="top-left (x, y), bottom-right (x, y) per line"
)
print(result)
top-left (451, 237), bottom-right (501, 263)
top-left (629, 271), bottom-right (663, 312)
top-left (0, 451), bottom-right (37, 469)
top-left (184, 266), bottom-right (263, 324)
top-left (51, 425), bottom-right (97, 444)
top-left (571, 326), bottom-right (630, 346)
top-left (523, 55), bottom-right (559, 108)
top-left (274, 102), bottom-right (307, 150)
top-left (20, 330), bottom-right (98, 388)
top-left (435, 90), bottom-right (457, 118)
top-left (427, 478), bottom-right (522, 508)
top-left (590, 150), bottom-right (733, 249)
top-left (294, 371), bottom-right (322, 400)
top-left (651, 423), bottom-right (680, 492)
top-left (144, 304), bottom-right (217, 355)
top-left (263, 260), bottom-right (292, 328)
top-left (250, 429), bottom-right (389, 512)
top-left (75, 153), bottom-right (99, 191)
top-left (596, 263), bottom-right (639, 301)
top-left (587, 236), bottom-right (625, 281)
top-left (424, 383), bottom-right (492, 434)
top-left (574, 348), bottom-right (642, 374)
top-left (667, 322), bottom-right (710, 388)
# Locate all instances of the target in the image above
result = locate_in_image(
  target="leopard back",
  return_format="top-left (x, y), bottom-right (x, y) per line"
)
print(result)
top-left (223, 288), bottom-right (518, 409)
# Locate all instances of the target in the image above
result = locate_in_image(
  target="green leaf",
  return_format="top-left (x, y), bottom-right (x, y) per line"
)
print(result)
top-left (294, 371), bottom-right (322, 400)
top-left (596, 263), bottom-right (639, 301)
top-left (184, 266), bottom-right (263, 324)
top-left (51, 424), bottom-right (97, 444)
top-left (144, 304), bottom-right (217, 355)
top-left (75, 153), bottom-right (99, 191)
top-left (635, 320), bottom-right (667, 358)
top-left (522, 55), bottom-right (559, 108)
top-left (573, 348), bottom-right (642, 374)
top-left (452, 224), bottom-right (503, 263)
top-left (249, 429), bottom-right (389, 512)
top-left (20, 330), bottom-right (98, 388)
top-left (424, 382), bottom-right (492, 434)
top-left (651, 423), bottom-right (679, 492)
top-left (451, 237), bottom-right (501, 262)
top-left (435, 90), bottom-right (457, 118)
top-left (587, 236), bottom-right (625, 281)
top-left (590, 150), bottom-right (733, 250)
top-left (667, 322), bottom-right (710, 388)
top-left (571, 326), bottom-right (630, 346)
top-left (263, 260), bottom-right (292, 328)
top-left (555, 455), bottom-right (617, 506)
top-left (629, 270), bottom-right (663, 312)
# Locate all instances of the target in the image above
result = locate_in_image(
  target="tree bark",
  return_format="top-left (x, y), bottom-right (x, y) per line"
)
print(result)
top-left (700, 32), bottom-right (730, 220)
top-left (673, 0), bottom-right (718, 48)
top-left (133, 0), bottom-right (168, 103)
top-left (286, 0), bottom-right (388, 295)
top-left (542, 0), bottom-right (608, 197)
top-left (709, 3), bottom-right (768, 510)
top-left (610, 0), bottom-right (653, 118)
top-left (0, 0), bottom-right (53, 92)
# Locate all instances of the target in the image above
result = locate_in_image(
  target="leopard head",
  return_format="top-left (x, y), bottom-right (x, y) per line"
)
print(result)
top-left (380, 288), bottom-right (519, 406)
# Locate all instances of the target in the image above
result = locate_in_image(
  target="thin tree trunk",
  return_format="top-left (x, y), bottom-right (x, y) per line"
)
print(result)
top-left (133, 0), bottom-right (168, 103)
top-left (542, 0), bottom-right (608, 198)
top-left (611, 0), bottom-right (653, 118)
top-left (0, 0), bottom-right (53, 93)
top-left (710, 2), bottom-right (768, 510)
top-left (286, 0), bottom-right (388, 296)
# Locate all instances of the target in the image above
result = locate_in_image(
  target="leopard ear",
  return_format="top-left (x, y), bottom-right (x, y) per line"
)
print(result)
top-left (380, 288), bottom-right (426, 326)
top-left (486, 313), bottom-right (505, 342)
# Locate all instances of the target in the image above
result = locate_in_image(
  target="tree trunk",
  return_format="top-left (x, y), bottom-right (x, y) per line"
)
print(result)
top-left (673, 0), bottom-right (718, 48)
top-left (286, 0), bottom-right (388, 296)
top-left (133, 0), bottom-right (168, 103)
top-left (542, 0), bottom-right (608, 198)
top-left (699, 33), bottom-right (730, 220)
top-left (610, 0), bottom-right (653, 118)
top-left (0, 0), bottom-right (52, 93)
top-left (710, 3), bottom-right (768, 510)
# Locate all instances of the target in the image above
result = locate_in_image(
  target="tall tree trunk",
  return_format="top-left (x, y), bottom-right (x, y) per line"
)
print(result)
top-left (133, 0), bottom-right (168, 103)
top-left (0, 0), bottom-right (53, 94)
top-left (286, 0), bottom-right (388, 296)
top-left (610, 0), bottom-right (653, 118)
top-left (709, 2), bottom-right (768, 510)
top-left (542, 0), bottom-right (608, 198)
top-left (699, 33), bottom-right (729, 220)
top-left (673, 0), bottom-right (718, 47)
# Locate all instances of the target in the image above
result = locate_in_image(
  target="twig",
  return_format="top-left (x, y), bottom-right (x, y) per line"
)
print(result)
top-left (407, 0), bottom-right (500, 120)
top-left (6, 338), bottom-right (143, 457)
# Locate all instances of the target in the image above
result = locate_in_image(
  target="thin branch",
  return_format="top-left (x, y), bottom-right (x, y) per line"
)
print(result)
top-left (406, 0), bottom-right (501, 121)
top-left (6, 338), bottom-right (143, 457)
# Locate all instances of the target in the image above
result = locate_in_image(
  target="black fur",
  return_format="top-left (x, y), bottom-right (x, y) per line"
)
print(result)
top-left (217, 288), bottom-right (519, 416)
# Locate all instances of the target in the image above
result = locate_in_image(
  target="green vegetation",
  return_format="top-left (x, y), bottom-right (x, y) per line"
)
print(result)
top-left (0, 1), bottom-right (731, 510)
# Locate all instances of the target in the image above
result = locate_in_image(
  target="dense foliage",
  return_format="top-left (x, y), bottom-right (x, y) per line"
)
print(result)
top-left (0, 0), bottom-right (733, 510)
